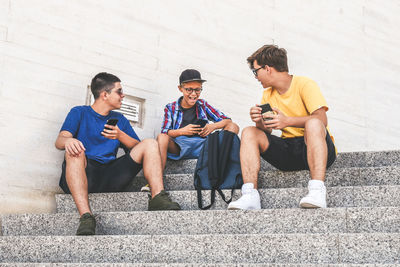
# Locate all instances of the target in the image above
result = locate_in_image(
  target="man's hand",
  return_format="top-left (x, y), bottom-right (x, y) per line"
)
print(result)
top-left (199, 123), bottom-right (215, 137)
top-left (179, 124), bottom-right (202, 136)
top-left (102, 124), bottom-right (121, 140)
top-left (250, 105), bottom-right (263, 123)
top-left (263, 107), bottom-right (289, 130)
top-left (65, 138), bottom-right (86, 157)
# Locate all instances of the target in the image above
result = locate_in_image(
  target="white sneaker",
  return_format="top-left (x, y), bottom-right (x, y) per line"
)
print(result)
top-left (227, 183), bottom-right (261, 210)
top-left (299, 180), bottom-right (327, 208)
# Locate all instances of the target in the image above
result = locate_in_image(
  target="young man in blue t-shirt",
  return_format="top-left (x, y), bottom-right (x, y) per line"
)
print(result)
top-left (55, 72), bottom-right (181, 236)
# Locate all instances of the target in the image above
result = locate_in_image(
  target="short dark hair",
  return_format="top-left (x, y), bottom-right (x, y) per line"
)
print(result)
top-left (90, 72), bottom-right (121, 99)
top-left (247, 45), bottom-right (289, 72)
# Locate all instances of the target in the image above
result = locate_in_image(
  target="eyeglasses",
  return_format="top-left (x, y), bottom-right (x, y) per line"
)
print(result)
top-left (251, 65), bottom-right (265, 77)
top-left (182, 87), bottom-right (202, 94)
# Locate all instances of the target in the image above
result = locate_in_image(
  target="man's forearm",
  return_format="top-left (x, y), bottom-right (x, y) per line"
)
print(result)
top-left (213, 119), bottom-right (231, 130)
top-left (55, 136), bottom-right (70, 150)
top-left (118, 131), bottom-right (139, 149)
top-left (167, 129), bottom-right (182, 138)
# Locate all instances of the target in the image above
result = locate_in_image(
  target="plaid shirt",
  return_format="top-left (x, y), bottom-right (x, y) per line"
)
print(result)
top-left (161, 97), bottom-right (230, 134)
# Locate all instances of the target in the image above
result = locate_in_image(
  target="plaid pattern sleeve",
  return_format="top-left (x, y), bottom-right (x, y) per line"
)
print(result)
top-left (202, 100), bottom-right (230, 122)
top-left (161, 104), bottom-right (173, 133)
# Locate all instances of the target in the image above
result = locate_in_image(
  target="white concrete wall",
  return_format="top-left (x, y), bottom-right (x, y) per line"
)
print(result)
top-left (0, 0), bottom-right (399, 214)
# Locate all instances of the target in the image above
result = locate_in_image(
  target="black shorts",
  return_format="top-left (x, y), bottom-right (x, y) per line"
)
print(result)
top-left (59, 153), bottom-right (143, 194)
top-left (261, 131), bottom-right (336, 171)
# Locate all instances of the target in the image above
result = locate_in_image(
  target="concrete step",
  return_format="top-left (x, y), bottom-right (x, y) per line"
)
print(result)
top-left (0, 264), bottom-right (396, 267)
top-left (0, 233), bottom-right (399, 264)
top-left (128, 165), bottom-right (400, 191)
top-left (163, 150), bottom-right (400, 174)
top-left (2, 207), bottom-right (399, 236)
top-left (56, 185), bottom-right (400, 213)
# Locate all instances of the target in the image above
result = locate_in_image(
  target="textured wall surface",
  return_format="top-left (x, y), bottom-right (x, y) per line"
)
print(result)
top-left (0, 0), bottom-right (399, 214)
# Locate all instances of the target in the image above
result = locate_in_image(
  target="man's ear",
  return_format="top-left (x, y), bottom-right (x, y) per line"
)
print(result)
top-left (101, 90), bottom-right (108, 100)
top-left (178, 85), bottom-right (183, 93)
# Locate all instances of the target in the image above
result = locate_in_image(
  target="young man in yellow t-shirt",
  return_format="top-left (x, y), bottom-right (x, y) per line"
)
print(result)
top-left (228, 45), bottom-right (337, 210)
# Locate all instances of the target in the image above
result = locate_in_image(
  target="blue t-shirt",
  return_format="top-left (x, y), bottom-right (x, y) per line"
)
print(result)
top-left (60, 105), bottom-right (140, 164)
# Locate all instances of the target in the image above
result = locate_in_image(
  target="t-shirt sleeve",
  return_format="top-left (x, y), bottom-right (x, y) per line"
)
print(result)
top-left (120, 116), bottom-right (140, 141)
top-left (60, 107), bottom-right (82, 136)
top-left (300, 80), bottom-right (328, 114)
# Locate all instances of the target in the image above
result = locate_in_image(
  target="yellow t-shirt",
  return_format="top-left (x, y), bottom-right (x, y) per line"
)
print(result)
top-left (261, 75), bottom-right (334, 142)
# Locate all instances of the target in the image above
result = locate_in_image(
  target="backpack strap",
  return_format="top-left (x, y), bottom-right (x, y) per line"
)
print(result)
top-left (216, 130), bottom-right (234, 185)
top-left (197, 188), bottom-right (216, 210)
top-left (207, 131), bottom-right (220, 188)
top-left (216, 173), bottom-right (242, 204)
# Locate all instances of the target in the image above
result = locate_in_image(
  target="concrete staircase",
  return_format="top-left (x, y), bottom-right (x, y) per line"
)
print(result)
top-left (1, 150), bottom-right (400, 265)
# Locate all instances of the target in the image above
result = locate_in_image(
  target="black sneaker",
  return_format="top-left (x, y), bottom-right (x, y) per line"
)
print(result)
top-left (76, 212), bottom-right (96, 236)
top-left (148, 190), bottom-right (181, 211)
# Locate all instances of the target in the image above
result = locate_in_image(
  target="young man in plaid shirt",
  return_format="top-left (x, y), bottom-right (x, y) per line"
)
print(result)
top-left (157, 69), bottom-right (239, 170)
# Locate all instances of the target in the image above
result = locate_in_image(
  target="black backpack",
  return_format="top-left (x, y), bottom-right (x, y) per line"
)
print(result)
top-left (194, 130), bottom-right (243, 210)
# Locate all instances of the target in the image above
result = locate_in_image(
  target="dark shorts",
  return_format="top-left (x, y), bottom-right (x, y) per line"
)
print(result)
top-left (261, 131), bottom-right (336, 171)
top-left (59, 153), bottom-right (143, 194)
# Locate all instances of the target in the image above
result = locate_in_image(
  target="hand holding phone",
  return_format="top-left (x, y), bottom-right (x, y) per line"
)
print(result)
top-left (196, 119), bottom-right (208, 128)
top-left (105, 118), bottom-right (118, 129)
top-left (259, 103), bottom-right (274, 121)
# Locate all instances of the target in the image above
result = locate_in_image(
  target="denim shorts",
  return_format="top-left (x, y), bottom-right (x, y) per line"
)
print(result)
top-left (167, 135), bottom-right (207, 160)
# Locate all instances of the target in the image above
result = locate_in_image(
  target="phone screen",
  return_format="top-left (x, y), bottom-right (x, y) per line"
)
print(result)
top-left (106, 119), bottom-right (118, 126)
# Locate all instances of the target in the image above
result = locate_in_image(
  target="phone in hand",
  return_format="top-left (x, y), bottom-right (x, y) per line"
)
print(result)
top-left (105, 118), bottom-right (118, 130)
top-left (259, 103), bottom-right (274, 121)
top-left (196, 119), bottom-right (208, 128)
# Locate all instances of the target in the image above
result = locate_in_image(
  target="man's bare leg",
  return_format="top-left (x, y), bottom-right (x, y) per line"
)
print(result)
top-left (131, 138), bottom-right (181, 210)
top-left (130, 139), bottom-right (166, 198)
top-left (65, 152), bottom-right (90, 216)
top-left (157, 134), bottom-right (180, 170)
top-left (300, 118), bottom-right (328, 208)
top-left (304, 118), bottom-right (328, 181)
top-left (227, 126), bottom-right (269, 210)
top-left (239, 126), bottom-right (269, 188)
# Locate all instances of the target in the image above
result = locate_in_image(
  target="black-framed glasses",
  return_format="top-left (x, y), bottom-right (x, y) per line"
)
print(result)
top-left (251, 65), bottom-right (265, 77)
top-left (183, 87), bottom-right (202, 94)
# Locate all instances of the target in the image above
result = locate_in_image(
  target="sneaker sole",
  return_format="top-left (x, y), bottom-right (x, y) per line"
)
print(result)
top-left (227, 206), bottom-right (261, 210)
top-left (299, 202), bottom-right (326, 209)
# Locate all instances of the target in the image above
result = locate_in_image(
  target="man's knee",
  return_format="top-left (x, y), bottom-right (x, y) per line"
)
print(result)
top-left (224, 121), bottom-right (240, 134)
top-left (241, 126), bottom-right (261, 140)
top-left (241, 126), bottom-right (269, 152)
top-left (304, 118), bottom-right (326, 138)
top-left (65, 151), bottom-right (86, 163)
top-left (132, 138), bottom-right (159, 154)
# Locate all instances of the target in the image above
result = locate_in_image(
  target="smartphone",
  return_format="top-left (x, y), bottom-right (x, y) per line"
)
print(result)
top-left (259, 103), bottom-right (274, 121)
top-left (105, 118), bottom-right (118, 129)
top-left (259, 103), bottom-right (273, 114)
top-left (196, 119), bottom-right (208, 128)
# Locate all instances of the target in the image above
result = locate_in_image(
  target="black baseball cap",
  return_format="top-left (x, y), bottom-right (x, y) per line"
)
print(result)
top-left (179, 69), bottom-right (207, 84)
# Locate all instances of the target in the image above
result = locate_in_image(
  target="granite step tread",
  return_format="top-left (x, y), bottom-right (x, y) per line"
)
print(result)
top-left (2, 207), bottom-right (399, 236)
top-left (129, 165), bottom-right (400, 191)
top-left (0, 264), bottom-right (396, 267)
top-left (0, 233), bottom-right (399, 264)
top-left (163, 150), bottom-right (400, 174)
top-left (56, 185), bottom-right (400, 213)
